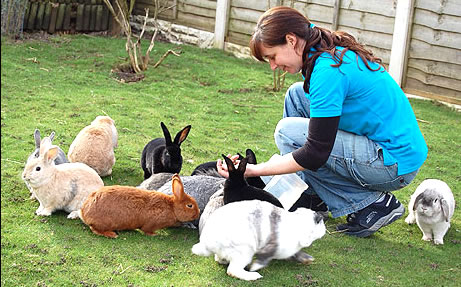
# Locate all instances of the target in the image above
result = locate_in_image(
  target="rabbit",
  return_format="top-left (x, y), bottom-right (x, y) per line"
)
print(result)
top-left (198, 188), bottom-right (224, 235)
top-left (68, 115), bottom-right (118, 177)
top-left (405, 179), bottom-right (455, 245)
top-left (25, 129), bottom-right (68, 199)
top-left (138, 172), bottom-right (176, 191)
top-left (79, 174), bottom-right (200, 238)
top-left (22, 144), bottom-right (104, 219)
top-left (191, 149), bottom-right (266, 189)
top-left (192, 200), bottom-right (326, 281)
top-left (221, 154), bottom-right (283, 208)
top-left (140, 122), bottom-right (191, 179)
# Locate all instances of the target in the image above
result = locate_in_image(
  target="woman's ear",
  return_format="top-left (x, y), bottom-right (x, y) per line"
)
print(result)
top-left (286, 33), bottom-right (297, 47)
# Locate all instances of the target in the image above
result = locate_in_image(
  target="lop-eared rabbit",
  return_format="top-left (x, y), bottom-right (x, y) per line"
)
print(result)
top-left (405, 179), bottom-right (455, 244)
top-left (68, 116), bottom-right (118, 177)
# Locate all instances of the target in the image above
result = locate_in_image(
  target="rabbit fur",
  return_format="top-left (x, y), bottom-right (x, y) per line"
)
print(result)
top-left (140, 173), bottom-right (226, 228)
top-left (405, 179), bottom-right (455, 245)
top-left (192, 200), bottom-right (326, 281)
top-left (25, 130), bottom-right (68, 199)
top-left (222, 154), bottom-right (283, 208)
top-left (68, 115), bottom-right (118, 177)
top-left (198, 188), bottom-right (224, 235)
top-left (79, 174), bottom-right (200, 238)
top-left (22, 144), bottom-right (104, 219)
top-left (141, 122), bottom-right (191, 179)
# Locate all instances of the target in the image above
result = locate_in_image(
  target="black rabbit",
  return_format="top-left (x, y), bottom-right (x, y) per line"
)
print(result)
top-left (222, 154), bottom-right (283, 208)
top-left (141, 122), bottom-right (191, 179)
top-left (191, 149), bottom-right (266, 189)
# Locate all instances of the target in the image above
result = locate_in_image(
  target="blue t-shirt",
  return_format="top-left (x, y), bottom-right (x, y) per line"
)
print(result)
top-left (306, 48), bottom-right (427, 175)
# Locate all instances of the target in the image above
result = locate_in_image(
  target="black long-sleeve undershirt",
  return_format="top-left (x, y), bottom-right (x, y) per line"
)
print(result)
top-left (291, 116), bottom-right (340, 171)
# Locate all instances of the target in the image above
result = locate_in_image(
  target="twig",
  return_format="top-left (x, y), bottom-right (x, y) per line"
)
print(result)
top-left (152, 50), bottom-right (181, 68)
top-left (417, 119), bottom-right (431, 124)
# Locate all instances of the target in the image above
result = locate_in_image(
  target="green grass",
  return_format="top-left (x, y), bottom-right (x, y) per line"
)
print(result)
top-left (1, 34), bottom-right (460, 287)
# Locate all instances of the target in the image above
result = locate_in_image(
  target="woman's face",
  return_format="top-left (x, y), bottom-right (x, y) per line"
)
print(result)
top-left (259, 34), bottom-right (304, 74)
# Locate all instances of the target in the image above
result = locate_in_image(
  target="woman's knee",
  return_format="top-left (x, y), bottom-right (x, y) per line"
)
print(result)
top-left (274, 117), bottom-right (310, 151)
top-left (283, 82), bottom-right (310, 118)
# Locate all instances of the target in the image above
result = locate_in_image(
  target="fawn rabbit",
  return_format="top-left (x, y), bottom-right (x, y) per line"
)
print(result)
top-left (79, 174), bottom-right (200, 238)
top-left (68, 116), bottom-right (118, 177)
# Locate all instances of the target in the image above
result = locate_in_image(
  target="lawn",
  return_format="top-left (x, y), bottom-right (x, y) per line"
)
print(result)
top-left (1, 33), bottom-right (460, 286)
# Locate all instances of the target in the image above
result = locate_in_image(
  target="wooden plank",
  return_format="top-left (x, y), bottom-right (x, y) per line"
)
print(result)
top-left (90, 3), bottom-right (97, 31)
top-left (23, 1), bottom-right (31, 29)
top-left (293, 2), bottom-right (334, 24)
top-left (406, 67), bottom-right (461, 92)
top-left (414, 0), bottom-right (460, 17)
top-left (340, 0), bottom-right (396, 17)
top-left (42, 2), bottom-right (52, 30)
top-left (179, 0), bottom-right (217, 10)
top-left (337, 26), bottom-right (393, 51)
top-left (337, 8), bottom-right (395, 34)
top-left (173, 11), bottom-right (215, 32)
top-left (55, 3), bottom-right (66, 30)
top-left (178, 2), bottom-right (216, 18)
top-left (228, 18), bottom-right (256, 36)
top-left (408, 39), bottom-right (461, 65)
top-left (63, 3), bottom-right (72, 30)
top-left (101, 5), bottom-right (109, 30)
top-left (27, 2), bottom-right (38, 30)
top-left (229, 6), bottom-right (262, 23)
top-left (404, 83), bottom-right (461, 104)
top-left (214, 0), bottom-right (230, 49)
top-left (413, 8), bottom-right (461, 32)
top-left (411, 24), bottom-right (461, 49)
top-left (331, 0), bottom-right (341, 31)
top-left (35, 2), bottom-right (46, 29)
top-left (48, 3), bottom-right (59, 33)
top-left (408, 58), bottom-right (461, 81)
top-left (83, 4), bottom-right (91, 30)
top-left (76, 4), bottom-right (84, 31)
top-left (95, 5), bottom-right (103, 31)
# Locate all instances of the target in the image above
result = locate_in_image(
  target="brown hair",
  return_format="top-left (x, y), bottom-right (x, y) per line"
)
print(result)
top-left (250, 6), bottom-right (383, 93)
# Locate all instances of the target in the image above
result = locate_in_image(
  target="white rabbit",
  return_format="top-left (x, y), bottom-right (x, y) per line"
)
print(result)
top-left (405, 179), bottom-right (455, 245)
top-left (22, 145), bottom-right (104, 219)
top-left (192, 200), bottom-right (326, 281)
top-left (68, 116), bottom-right (118, 177)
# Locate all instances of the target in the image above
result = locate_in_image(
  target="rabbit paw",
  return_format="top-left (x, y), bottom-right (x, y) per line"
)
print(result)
top-left (36, 208), bottom-right (52, 216)
top-left (433, 238), bottom-right (444, 245)
top-left (404, 214), bottom-right (416, 224)
top-left (422, 234), bottom-right (432, 241)
top-left (67, 211), bottom-right (80, 219)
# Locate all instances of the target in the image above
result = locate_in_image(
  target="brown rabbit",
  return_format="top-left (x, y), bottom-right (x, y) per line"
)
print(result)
top-left (79, 174), bottom-right (200, 238)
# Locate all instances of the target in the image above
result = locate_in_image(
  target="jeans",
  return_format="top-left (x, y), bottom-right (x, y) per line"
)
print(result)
top-left (275, 82), bottom-right (418, 217)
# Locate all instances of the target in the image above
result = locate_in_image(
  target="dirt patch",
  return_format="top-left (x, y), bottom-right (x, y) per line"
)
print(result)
top-left (111, 63), bottom-right (145, 83)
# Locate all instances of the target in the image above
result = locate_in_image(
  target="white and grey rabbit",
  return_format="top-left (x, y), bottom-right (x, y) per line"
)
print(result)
top-left (141, 173), bottom-right (226, 227)
top-left (140, 122), bottom-right (191, 179)
top-left (22, 142), bottom-right (104, 219)
top-left (68, 115), bottom-right (118, 177)
top-left (25, 129), bottom-right (68, 199)
top-left (405, 179), bottom-right (455, 245)
top-left (192, 200), bottom-right (326, 281)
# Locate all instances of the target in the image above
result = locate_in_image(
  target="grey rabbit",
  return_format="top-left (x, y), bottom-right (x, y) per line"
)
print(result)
top-left (143, 174), bottom-right (226, 227)
top-left (25, 129), bottom-right (68, 199)
top-left (140, 122), bottom-right (191, 179)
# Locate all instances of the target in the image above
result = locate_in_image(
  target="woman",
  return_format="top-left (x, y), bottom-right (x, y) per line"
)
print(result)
top-left (217, 6), bottom-right (427, 237)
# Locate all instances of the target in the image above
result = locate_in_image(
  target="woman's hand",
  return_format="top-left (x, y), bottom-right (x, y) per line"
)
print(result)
top-left (216, 154), bottom-right (240, 178)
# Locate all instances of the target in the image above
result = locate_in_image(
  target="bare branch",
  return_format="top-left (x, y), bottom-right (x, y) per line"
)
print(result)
top-left (153, 50), bottom-right (181, 68)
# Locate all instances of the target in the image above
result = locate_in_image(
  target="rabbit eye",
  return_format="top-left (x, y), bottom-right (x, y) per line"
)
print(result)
top-left (186, 204), bottom-right (193, 208)
top-left (35, 152), bottom-right (39, 158)
top-left (35, 167), bottom-right (41, 171)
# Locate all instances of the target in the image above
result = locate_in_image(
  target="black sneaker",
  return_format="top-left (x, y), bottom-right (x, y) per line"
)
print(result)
top-left (336, 193), bottom-right (405, 237)
top-left (289, 192), bottom-right (328, 212)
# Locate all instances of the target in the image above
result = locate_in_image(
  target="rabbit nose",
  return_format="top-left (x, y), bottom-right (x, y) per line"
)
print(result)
top-left (314, 212), bottom-right (324, 224)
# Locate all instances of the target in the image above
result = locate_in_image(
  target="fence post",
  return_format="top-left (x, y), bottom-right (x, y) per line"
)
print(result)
top-left (214, 0), bottom-right (231, 49)
top-left (388, 0), bottom-right (414, 86)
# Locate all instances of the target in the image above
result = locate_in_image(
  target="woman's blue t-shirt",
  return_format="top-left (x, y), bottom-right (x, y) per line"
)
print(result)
top-left (306, 48), bottom-right (427, 175)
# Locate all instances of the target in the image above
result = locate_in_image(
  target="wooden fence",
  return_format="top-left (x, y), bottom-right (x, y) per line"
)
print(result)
top-left (134, 0), bottom-right (461, 105)
top-left (23, 0), bottom-right (112, 33)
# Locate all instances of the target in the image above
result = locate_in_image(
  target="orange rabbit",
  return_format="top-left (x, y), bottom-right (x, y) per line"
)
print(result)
top-left (79, 174), bottom-right (199, 238)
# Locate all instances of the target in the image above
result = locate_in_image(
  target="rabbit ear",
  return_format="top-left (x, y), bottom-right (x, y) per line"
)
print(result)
top-left (222, 154), bottom-right (235, 173)
top-left (43, 146), bottom-right (59, 164)
top-left (49, 131), bottom-right (55, 141)
top-left (174, 125), bottom-right (191, 145)
top-left (160, 122), bottom-right (173, 145)
top-left (440, 198), bottom-right (450, 222)
top-left (245, 149), bottom-right (257, 164)
top-left (40, 137), bottom-right (52, 154)
top-left (171, 173), bottom-right (185, 200)
top-left (413, 192), bottom-right (426, 211)
top-left (236, 153), bottom-right (244, 160)
top-left (237, 157), bottom-right (248, 173)
top-left (34, 129), bottom-right (41, 148)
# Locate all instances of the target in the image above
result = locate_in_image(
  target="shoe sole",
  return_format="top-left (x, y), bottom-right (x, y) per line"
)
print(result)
top-left (345, 204), bottom-right (405, 238)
